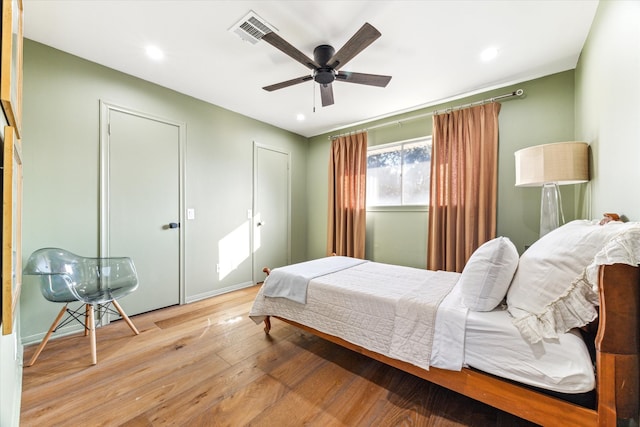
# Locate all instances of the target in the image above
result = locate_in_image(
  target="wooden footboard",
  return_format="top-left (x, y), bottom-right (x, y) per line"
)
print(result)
top-left (260, 263), bottom-right (640, 426)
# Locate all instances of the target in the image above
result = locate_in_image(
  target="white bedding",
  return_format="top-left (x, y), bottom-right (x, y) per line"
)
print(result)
top-left (251, 260), bottom-right (462, 370)
top-left (263, 256), bottom-right (368, 303)
top-left (250, 259), bottom-right (595, 393)
top-left (463, 307), bottom-right (595, 393)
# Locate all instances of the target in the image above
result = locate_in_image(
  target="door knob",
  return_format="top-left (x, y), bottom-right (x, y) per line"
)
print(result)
top-left (169, 222), bottom-right (180, 229)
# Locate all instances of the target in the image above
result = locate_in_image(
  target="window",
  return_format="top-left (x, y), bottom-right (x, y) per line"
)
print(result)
top-left (366, 137), bottom-right (432, 207)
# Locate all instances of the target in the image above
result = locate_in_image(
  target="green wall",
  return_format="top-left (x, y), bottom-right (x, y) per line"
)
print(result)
top-left (20, 40), bottom-right (309, 342)
top-left (575, 0), bottom-right (640, 222)
top-left (307, 71), bottom-right (579, 265)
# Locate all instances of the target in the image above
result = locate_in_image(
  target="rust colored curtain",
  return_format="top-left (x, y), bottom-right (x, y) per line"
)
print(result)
top-left (327, 132), bottom-right (367, 259)
top-left (427, 103), bottom-right (501, 272)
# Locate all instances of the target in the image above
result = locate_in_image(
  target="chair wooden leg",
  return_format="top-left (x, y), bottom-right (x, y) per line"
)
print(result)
top-left (84, 304), bottom-right (90, 336)
top-left (88, 304), bottom-right (97, 365)
top-left (111, 299), bottom-right (140, 335)
top-left (28, 304), bottom-right (69, 367)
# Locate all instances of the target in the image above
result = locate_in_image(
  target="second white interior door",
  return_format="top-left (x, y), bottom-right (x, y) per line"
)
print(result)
top-left (253, 144), bottom-right (290, 282)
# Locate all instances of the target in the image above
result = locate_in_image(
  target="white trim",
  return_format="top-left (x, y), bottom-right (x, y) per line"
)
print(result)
top-left (185, 281), bottom-right (255, 304)
top-left (99, 100), bottom-right (187, 309)
top-left (367, 135), bottom-right (432, 208)
top-left (367, 206), bottom-right (429, 213)
top-left (367, 135), bottom-right (432, 151)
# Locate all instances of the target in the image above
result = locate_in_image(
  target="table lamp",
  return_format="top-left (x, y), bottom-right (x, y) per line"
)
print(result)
top-left (515, 142), bottom-right (589, 237)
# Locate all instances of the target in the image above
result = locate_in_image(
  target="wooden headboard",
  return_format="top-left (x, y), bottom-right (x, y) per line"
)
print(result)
top-left (596, 263), bottom-right (639, 423)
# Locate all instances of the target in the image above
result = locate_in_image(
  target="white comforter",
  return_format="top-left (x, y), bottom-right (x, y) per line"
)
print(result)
top-left (262, 256), bottom-right (367, 304)
top-left (250, 258), bottom-right (466, 371)
top-left (250, 257), bottom-right (596, 392)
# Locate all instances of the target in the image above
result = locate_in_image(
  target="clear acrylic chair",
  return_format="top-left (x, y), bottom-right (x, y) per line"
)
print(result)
top-left (23, 247), bottom-right (140, 365)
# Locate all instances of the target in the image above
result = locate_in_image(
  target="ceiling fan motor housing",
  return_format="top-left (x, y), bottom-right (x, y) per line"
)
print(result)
top-left (314, 44), bottom-right (335, 66)
top-left (313, 44), bottom-right (337, 84)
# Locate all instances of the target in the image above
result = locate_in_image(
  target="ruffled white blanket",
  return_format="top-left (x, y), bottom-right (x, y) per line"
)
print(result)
top-left (586, 225), bottom-right (640, 291)
top-left (512, 224), bottom-right (640, 343)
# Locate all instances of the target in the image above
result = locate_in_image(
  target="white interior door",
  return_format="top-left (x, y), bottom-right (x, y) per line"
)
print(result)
top-left (101, 104), bottom-right (183, 315)
top-left (253, 144), bottom-right (290, 282)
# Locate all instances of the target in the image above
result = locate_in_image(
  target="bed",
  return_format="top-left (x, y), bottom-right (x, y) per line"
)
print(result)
top-left (249, 220), bottom-right (640, 426)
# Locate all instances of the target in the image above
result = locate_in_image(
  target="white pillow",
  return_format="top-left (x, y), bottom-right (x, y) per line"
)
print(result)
top-left (507, 220), bottom-right (637, 343)
top-left (459, 237), bottom-right (519, 311)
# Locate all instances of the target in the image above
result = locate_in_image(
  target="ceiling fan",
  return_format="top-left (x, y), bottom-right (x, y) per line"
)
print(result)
top-left (261, 22), bottom-right (392, 107)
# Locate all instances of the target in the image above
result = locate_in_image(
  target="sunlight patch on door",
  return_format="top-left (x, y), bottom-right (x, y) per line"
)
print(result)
top-left (253, 212), bottom-right (262, 253)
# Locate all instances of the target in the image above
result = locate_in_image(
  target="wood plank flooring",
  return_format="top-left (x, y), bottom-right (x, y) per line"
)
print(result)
top-left (21, 285), bottom-right (538, 426)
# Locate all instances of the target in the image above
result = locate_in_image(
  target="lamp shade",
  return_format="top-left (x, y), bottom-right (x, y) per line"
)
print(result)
top-left (515, 141), bottom-right (589, 187)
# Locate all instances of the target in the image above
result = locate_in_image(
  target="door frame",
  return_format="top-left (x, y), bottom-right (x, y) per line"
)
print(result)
top-left (252, 142), bottom-right (291, 283)
top-left (99, 100), bottom-right (186, 305)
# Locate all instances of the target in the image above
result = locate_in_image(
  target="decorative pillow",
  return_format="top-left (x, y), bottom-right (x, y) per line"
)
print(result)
top-left (459, 237), bottom-right (519, 311)
top-left (506, 220), bottom-right (638, 343)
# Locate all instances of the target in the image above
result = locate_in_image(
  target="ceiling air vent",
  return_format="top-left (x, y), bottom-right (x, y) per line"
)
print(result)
top-left (230, 10), bottom-right (277, 44)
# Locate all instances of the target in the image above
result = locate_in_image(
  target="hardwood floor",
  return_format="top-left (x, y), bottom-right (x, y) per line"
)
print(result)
top-left (21, 285), bottom-right (538, 426)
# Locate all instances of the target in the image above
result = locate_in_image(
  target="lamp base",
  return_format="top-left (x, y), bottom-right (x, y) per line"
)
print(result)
top-left (540, 183), bottom-right (562, 237)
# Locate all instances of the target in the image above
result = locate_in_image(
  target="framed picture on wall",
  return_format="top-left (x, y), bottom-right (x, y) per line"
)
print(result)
top-left (1, 0), bottom-right (24, 139)
top-left (2, 125), bottom-right (22, 335)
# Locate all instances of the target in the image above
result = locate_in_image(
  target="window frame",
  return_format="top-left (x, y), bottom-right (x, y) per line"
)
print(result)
top-left (366, 136), bottom-right (432, 211)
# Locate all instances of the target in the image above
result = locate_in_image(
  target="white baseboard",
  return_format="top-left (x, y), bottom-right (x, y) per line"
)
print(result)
top-left (185, 281), bottom-right (255, 304)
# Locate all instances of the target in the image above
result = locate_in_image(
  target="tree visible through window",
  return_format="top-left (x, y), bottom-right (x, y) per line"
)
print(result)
top-left (366, 137), bottom-right (432, 206)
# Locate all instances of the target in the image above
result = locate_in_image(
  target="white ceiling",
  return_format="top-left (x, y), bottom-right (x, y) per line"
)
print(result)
top-left (23, 0), bottom-right (599, 138)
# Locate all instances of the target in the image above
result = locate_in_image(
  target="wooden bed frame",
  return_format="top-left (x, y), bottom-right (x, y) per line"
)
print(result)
top-left (260, 263), bottom-right (639, 426)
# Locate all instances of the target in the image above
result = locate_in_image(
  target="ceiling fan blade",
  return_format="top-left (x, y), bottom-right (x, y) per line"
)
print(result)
top-left (320, 83), bottom-right (334, 107)
top-left (327, 22), bottom-right (381, 70)
top-left (262, 31), bottom-right (320, 70)
top-left (335, 71), bottom-right (392, 87)
top-left (263, 75), bottom-right (313, 92)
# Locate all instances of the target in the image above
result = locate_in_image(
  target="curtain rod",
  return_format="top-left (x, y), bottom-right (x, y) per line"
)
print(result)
top-left (329, 89), bottom-right (524, 140)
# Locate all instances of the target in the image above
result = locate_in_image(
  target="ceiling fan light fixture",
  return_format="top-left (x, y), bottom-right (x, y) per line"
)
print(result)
top-left (314, 68), bottom-right (336, 84)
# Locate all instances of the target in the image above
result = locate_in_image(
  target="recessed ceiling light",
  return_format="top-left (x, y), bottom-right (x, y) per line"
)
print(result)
top-left (146, 45), bottom-right (164, 61)
top-left (296, 113), bottom-right (305, 121)
top-left (480, 47), bottom-right (499, 62)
